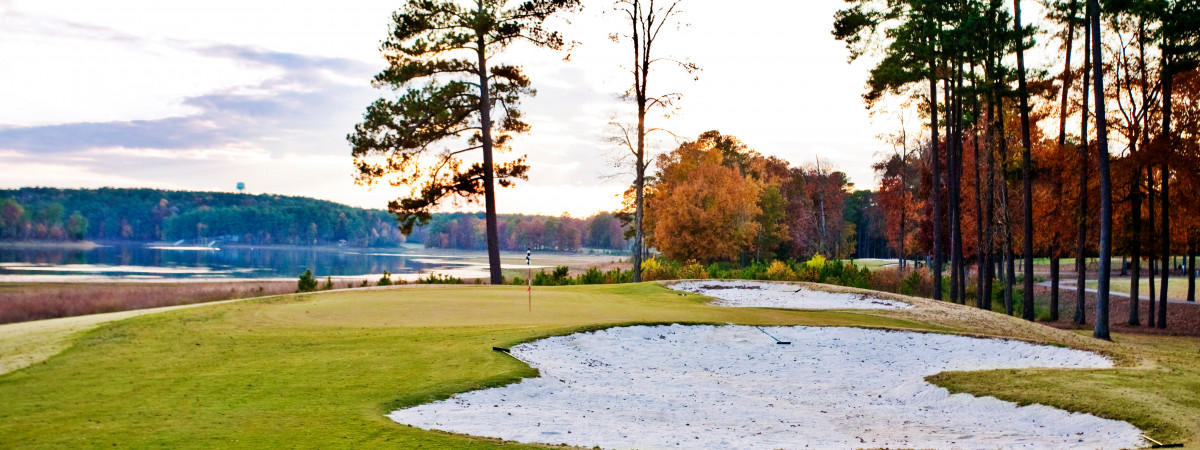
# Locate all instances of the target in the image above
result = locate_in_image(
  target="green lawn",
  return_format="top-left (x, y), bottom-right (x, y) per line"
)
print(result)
top-left (1086, 277), bottom-right (1195, 301)
top-left (0, 282), bottom-right (1196, 447)
top-left (842, 259), bottom-right (908, 269)
top-left (0, 284), bottom-right (922, 448)
top-left (931, 332), bottom-right (1200, 445)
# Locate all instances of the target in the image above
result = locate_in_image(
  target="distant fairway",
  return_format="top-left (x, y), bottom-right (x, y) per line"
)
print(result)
top-left (1086, 277), bottom-right (1194, 301)
top-left (1, 283), bottom-right (1197, 447)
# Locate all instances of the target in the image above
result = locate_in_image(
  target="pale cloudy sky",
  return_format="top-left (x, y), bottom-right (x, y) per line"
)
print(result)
top-left (0, 0), bottom-right (1048, 216)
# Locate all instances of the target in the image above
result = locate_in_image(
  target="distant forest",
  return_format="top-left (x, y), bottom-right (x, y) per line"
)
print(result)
top-left (0, 188), bottom-right (630, 252)
top-left (408, 211), bottom-right (628, 253)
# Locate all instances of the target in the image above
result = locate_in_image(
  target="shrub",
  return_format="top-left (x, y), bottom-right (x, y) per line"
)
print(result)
top-left (297, 269), bottom-right (317, 293)
top-left (706, 262), bottom-right (734, 279)
top-left (731, 261), bottom-right (768, 280)
top-left (415, 273), bottom-right (463, 284)
top-left (641, 258), bottom-right (671, 281)
top-left (869, 267), bottom-right (903, 293)
top-left (765, 260), bottom-right (797, 281)
top-left (321, 277), bottom-right (334, 291)
top-left (899, 269), bottom-right (922, 296)
top-left (577, 267), bottom-right (605, 285)
top-left (533, 266), bottom-right (573, 286)
top-left (603, 268), bottom-right (632, 283)
top-left (805, 254), bottom-right (828, 271)
top-left (378, 271), bottom-right (393, 286)
top-left (678, 260), bottom-right (707, 280)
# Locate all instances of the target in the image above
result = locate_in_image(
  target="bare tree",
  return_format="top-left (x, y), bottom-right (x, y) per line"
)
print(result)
top-left (611, 0), bottom-right (697, 281)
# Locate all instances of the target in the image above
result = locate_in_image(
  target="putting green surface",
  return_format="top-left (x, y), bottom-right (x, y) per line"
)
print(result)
top-left (0, 283), bottom-right (925, 448)
top-left (1, 282), bottom-right (1196, 448)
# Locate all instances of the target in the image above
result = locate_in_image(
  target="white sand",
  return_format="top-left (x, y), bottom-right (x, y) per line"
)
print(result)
top-left (671, 280), bottom-right (911, 309)
top-left (389, 324), bottom-right (1143, 449)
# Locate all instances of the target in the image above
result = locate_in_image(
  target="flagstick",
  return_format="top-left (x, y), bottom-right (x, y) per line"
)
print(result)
top-left (526, 248), bottom-right (532, 312)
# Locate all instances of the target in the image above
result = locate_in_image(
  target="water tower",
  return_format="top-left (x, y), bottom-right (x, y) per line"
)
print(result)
top-left (237, 182), bottom-right (245, 193)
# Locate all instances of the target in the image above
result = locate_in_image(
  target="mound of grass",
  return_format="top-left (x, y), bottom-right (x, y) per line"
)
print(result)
top-left (930, 332), bottom-right (1200, 445)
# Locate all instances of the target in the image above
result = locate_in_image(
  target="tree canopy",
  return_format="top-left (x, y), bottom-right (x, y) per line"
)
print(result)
top-left (349, 0), bottom-right (579, 283)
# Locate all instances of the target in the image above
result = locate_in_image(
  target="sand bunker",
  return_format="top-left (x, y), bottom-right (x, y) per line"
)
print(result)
top-left (389, 324), bottom-right (1142, 449)
top-left (671, 280), bottom-right (911, 309)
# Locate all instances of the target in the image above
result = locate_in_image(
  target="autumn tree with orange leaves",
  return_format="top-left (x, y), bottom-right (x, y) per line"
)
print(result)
top-left (645, 132), bottom-right (762, 262)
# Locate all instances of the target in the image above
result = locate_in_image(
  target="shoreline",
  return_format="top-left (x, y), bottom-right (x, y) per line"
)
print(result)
top-left (0, 241), bottom-right (103, 250)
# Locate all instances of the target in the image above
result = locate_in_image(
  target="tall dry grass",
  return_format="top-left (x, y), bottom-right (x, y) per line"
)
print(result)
top-left (0, 281), bottom-right (300, 324)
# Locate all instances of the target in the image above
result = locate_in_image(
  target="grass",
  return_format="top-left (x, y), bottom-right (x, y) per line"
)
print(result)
top-left (1086, 277), bottom-right (1195, 301)
top-left (930, 332), bottom-right (1200, 446)
top-left (841, 258), bottom-right (905, 269)
top-left (1, 282), bottom-right (1197, 448)
top-left (0, 283), bottom-right (927, 448)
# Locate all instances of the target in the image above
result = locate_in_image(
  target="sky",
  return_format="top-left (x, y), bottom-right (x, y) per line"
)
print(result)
top-left (0, 0), bottom-right (1050, 217)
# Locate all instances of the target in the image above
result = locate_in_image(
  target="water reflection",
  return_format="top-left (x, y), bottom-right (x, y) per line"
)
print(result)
top-left (0, 245), bottom-right (468, 280)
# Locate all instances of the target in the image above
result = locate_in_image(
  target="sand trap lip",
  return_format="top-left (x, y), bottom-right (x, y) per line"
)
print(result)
top-left (671, 280), bottom-right (911, 309)
top-left (388, 324), bottom-right (1142, 449)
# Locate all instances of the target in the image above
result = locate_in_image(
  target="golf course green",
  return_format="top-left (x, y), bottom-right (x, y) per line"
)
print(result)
top-left (0, 282), bottom-right (1197, 448)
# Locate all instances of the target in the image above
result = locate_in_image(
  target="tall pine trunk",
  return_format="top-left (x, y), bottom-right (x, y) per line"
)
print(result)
top-left (1089, 0), bottom-right (1113, 340)
top-left (946, 78), bottom-right (961, 304)
top-left (973, 87), bottom-right (985, 309)
top-left (1130, 173), bottom-right (1142, 325)
top-left (1014, 0), bottom-right (1036, 321)
top-left (476, 33), bottom-right (503, 285)
top-left (900, 140), bottom-right (908, 272)
top-left (1004, 218), bottom-right (1015, 316)
top-left (983, 94), bottom-right (997, 312)
top-left (1148, 167), bottom-right (1157, 327)
top-left (954, 67), bottom-right (967, 304)
top-left (1158, 58), bottom-right (1172, 329)
top-left (930, 67), bottom-right (944, 301)
top-left (1188, 239), bottom-right (1196, 302)
top-left (997, 92), bottom-right (1015, 316)
top-left (1053, 0), bottom-right (1079, 322)
top-left (1074, 5), bottom-right (1092, 326)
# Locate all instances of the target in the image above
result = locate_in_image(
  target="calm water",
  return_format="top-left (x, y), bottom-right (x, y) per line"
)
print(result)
top-left (0, 244), bottom-right (482, 280)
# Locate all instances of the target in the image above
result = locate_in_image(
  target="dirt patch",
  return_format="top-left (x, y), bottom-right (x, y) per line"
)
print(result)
top-left (695, 284), bottom-right (761, 290)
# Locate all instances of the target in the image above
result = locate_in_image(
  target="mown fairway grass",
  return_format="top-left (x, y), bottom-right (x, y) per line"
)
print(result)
top-left (0, 283), bottom-right (928, 448)
top-left (1086, 277), bottom-right (1194, 301)
top-left (840, 259), bottom-right (902, 270)
top-left (2, 282), bottom-right (1198, 448)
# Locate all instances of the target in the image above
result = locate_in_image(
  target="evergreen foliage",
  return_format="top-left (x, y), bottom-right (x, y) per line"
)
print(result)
top-left (297, 270), bottom-right (318, 293)
top-left (0, 187), bottom-right (403, 246)
top-left (349, 0), bottom-right (579, 284)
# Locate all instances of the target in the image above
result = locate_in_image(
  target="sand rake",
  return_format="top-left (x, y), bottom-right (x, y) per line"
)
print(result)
top-left (756, 326), bottom-right (791, 345)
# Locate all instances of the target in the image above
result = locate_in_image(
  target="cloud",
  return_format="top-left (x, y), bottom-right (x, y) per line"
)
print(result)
top-left (0, 151), bottom-right (182, 190)
top-left (0, 10), bottom-right (142, 43)
top-left (0, 41), bottom-right (378, 156)
top-left (194, 44), bottom-right (375, 79)
top-left (0, 118), bottom-right (233, 153)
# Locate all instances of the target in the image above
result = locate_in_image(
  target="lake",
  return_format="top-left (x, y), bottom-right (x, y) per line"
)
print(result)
top-left (0, 244), bottom-right (556, 282)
